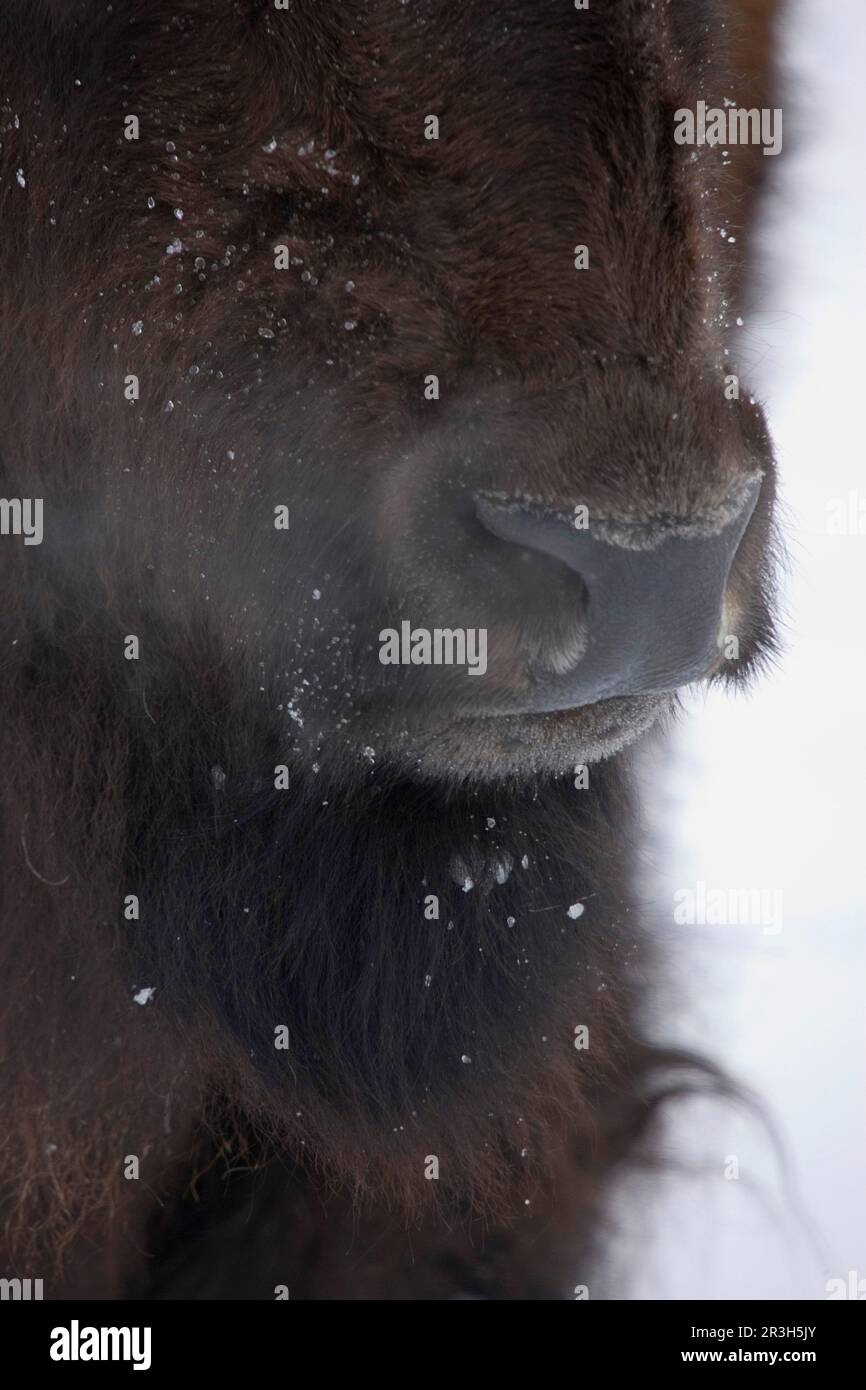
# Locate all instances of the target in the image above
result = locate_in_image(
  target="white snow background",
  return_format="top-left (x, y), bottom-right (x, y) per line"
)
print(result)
top-left (604, 0), bottom-right (866, 1301)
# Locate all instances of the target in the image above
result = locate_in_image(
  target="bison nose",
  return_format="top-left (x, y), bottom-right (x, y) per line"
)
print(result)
top-left (475, 475), bottom-right (762, 709)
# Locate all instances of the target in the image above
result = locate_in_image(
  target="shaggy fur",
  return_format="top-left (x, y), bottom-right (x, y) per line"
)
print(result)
top-left (0, 0), bottom-right (781, 1298)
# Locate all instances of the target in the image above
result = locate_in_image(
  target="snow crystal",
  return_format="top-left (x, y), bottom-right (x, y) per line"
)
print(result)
top-left (133, 987), bottom-right (155, 1006)
top-left (567, 903), bottom-right (585, 920)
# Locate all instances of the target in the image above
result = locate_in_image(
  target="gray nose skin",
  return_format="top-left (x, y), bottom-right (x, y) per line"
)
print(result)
top-left (475, 475), bottom-right (761, 710)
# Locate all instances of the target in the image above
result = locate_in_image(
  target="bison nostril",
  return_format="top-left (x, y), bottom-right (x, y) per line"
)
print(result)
top-left (475, 475), bottom-right (761, 709)
top-left (469, 519), bottom-right (590, 677)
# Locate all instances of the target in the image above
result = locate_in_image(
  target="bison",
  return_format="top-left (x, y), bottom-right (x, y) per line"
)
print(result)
top-left (0, 0), bottom-right (781, 1299)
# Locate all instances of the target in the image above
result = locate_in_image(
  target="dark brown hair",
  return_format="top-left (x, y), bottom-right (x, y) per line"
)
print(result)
top-left (0, 0), bottom-right (781, 1298)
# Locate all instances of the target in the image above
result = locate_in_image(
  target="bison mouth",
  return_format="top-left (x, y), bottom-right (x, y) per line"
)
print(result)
top-left (328, 475), bottom-right (770, 782)
top-left (343, 690), bottom-right (674, 783)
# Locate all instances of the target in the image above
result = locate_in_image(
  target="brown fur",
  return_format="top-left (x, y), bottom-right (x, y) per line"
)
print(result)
top-left (0, 0), bottom-right (781, 1298)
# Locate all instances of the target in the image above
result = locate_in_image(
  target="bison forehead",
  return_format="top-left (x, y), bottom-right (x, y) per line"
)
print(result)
top-left (3, 0), bottom-right (729, 395)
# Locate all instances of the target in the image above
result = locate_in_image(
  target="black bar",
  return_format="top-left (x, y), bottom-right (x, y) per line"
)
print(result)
top-left (1, 1299), bottom-right (862, 1376)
